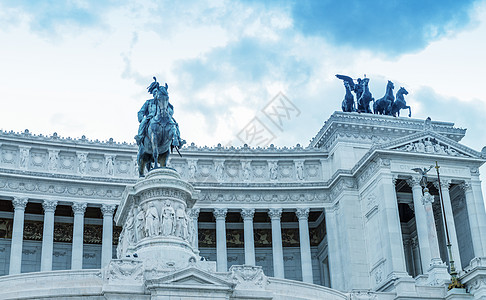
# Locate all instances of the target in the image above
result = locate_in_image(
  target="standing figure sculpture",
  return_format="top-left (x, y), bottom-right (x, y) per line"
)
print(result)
top-left (373, 80), bottom-right (395, 115)
top-left (336, 74), bottom-right (356, 112)
top-left (390, 87), bottom-right (411, 117)
top-left (357, 77), bottom-right (374, 113)
top-left (135, 77), bottom-right (185, 177)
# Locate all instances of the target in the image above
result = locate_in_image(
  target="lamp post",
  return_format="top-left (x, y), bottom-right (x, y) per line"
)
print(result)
top-left (434, 161), bottom-right (464, 290)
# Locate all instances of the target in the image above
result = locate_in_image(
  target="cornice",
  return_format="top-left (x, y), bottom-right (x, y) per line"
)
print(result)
top-left (310, 111), bottom-right (466, 149)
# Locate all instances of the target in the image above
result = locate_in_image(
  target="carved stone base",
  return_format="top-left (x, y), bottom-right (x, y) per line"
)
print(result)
top-left (427, 259), bottom-right (451, 286)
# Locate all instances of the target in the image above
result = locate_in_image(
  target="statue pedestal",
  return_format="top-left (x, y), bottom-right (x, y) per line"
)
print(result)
top-left (115, 168), bottom-right (207, 273)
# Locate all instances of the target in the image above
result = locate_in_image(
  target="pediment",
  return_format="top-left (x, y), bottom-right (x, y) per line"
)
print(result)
top-left (378, 131), bottom-right (482, 159)
top-left (149, 267), bottom-right (234, 288)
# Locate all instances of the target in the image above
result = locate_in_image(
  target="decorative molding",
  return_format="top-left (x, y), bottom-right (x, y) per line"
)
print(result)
top-left (72, 202), bottom-right (88, 214)
top-left (12, 197), bottom-right (28, 209)
top-left (101, 204), bottom-right (117, 216)
top-left (268, 208), bottom-right (282, 219)
top-left (295, 208), bottom-right (310, 220)
top-left (240, 208), bottom-right (255, 219)
top-left (213, 208), bottom-right (228, 220)
top-left (433, 179), bottom-right (451, 191)
top-left (42, 199), bottom-right (58, 212)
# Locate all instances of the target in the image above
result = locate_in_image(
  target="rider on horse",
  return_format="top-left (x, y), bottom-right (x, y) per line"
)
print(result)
top-left (135, 78), bottom-right (160, 146)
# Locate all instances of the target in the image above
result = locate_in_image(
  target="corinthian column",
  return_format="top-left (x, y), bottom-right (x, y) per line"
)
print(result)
top-left (101, 204), bottom-right (116, 267)
top-left (41, 200), bottom-right (58, 271)
top-left (406, 177), bottom-right (430, 272)
top-left (71, 202), bottom-right (87, 269)
top-left (422, 189), bottom-right (450, 284)
top-left (241, 208), bottom-right (255, 266)
top-left (268, 208), bottom-right (284, 278)
top-left (296, 208), bottom-right (313, 283)
top-left (462, 182), bottom-right (484, 256)
top-left (9, 197), bottom-right (28, 274)
top-left (213, 208), bottom-right (228, 272)
top-left (434, 180), bottom-right (462, 270)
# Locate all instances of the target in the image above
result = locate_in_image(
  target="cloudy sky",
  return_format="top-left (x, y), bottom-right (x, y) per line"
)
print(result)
top-left (1, 1), bottom-right (486, 186)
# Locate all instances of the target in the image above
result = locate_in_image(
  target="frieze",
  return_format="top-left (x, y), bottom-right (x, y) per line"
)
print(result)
top-left (199, 190), bottom-right (328, 204)
top-left (0, 175), bottom-right (125, 201)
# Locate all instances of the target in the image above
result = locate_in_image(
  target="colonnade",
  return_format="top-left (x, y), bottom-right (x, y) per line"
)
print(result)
top-left (211, 207), bottom-right (315, 283)
top-left (6, 198), bottom-right (317, 284)
top-left (8, 198), bottom-right (117, 274)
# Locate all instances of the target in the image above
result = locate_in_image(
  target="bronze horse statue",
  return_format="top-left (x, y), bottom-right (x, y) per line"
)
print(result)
top-left (390, 87), bottom-right (410, 117)
top-left (373, 80), bottom-right (394, 115)
top-left (137, 83), bottom-right (184, 177)
top-left (357, 77), bottom-right (373, 113)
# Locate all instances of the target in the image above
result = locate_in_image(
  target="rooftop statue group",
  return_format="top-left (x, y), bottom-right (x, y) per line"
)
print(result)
top-left (336, 74), bottom-right (411, 117)
top-left (135, 77), bottom-right (185, 177)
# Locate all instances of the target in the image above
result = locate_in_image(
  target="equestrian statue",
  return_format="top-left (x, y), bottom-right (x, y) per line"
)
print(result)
top-left (135, 77), bottom-right (185, 177)
top-left (357, 77), bottom-right (374, 114)
top-left (336, 74), bottom-right (374, 114)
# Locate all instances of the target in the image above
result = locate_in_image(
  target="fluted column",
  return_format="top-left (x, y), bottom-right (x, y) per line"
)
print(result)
top-left (462, 182), bottom-right (484, 257)
top-left (41, 200), bottom-right (58, 271)
top-left (188, 208), bottom-right (200, 249)
top-left (268, 208), bottom-right (284, 278)
top-left (213, 208), bottom-right (228, 272)
top-left (296, 208), bottom-right (313, 283)
top-left (71, 202), bottom-right (87, 270)
top-left (241, 208), bottom-right (255, 265)
top-left (407, 177), bottom-right (430, 271)
top-left (101, 204), bottom-right (116, 267)
top-left (434, 180), bottom-right (462, 269)
top-left (9, 197), bottom-right (28, 274)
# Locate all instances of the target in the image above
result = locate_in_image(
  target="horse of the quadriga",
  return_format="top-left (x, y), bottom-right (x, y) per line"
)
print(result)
top-left (357, 78), bottom-right (373, 113)
top-left (373, 80), bottom-right (394, 115)
top-left (137, 88), bottom-right (182, 177)
top-left (390, 87), bottom-right (410, 117)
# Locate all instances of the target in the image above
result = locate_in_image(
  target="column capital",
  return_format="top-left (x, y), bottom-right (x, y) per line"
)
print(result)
top-left (406, 176), bottom-right (422, 188)
top-left (296, 208), bottom-right (310, 220)
top-left (460, 181), bottom-right (473, 192)
top-left (188, 207), bottom-right (200, 219)
top-left (421, 190), bottom-right (435, 205)
top-left (268, 208), bottom-right (283, 219)
top-left (213, 208), bottom-right (227, 220)
top-left (241, 208), bottom-right (255, 220)
top-left (12, 197), bottom-right (28, 210)
top-left (433, 179), bottom-right (451, 191)
top-left (42, 200), bottom-right (58, 212)
top-left (72, 202), bottom-right (87, 214)
top-left (101, 204), bottom-right (116, 216)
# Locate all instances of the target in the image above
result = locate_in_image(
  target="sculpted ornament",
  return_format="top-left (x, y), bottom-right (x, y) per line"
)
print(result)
top-left (145, 203), bottom-right (160, 237)
top-left (135, 206), bottom-right (146, 240)
top-left (230, 265), bottom-right (268, 290)
top-left (268, 160), bottom-right (278, 181)
top-left (48, 150), bottom-right (59, 171)
top-left (77, 152), bottom-right (88, 175)
top-left (106, 259), bottom-right (143, 282)
top-left (161, 200), bottom-right (175, 236)
top-left (105, 155), bottom-right (115, 176)
top-left (19, 146), bottom-right (30, 169)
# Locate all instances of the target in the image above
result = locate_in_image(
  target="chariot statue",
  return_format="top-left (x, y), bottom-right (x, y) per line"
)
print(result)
top-left (135, 77), bottom-right (185, 177)
top-left (336, 74), bottom-right (374, 114)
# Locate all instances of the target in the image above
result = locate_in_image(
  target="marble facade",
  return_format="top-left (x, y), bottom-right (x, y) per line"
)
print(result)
top-left (0, 111), bottom-right (485, 299)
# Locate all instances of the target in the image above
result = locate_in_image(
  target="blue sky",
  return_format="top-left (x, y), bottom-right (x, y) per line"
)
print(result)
top-left (0, 1), bottom-right (485, 155)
